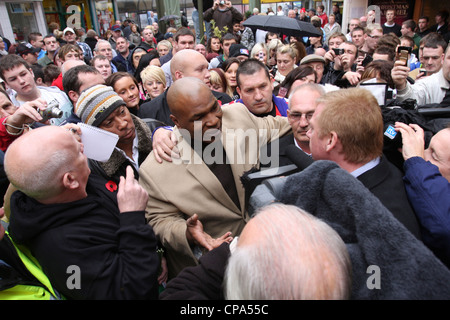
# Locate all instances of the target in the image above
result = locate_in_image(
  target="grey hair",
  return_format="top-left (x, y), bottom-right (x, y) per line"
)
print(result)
top-left (224, 203), bottom-right (352, 300)
top-left (288, 82), bottom-right (325, 106)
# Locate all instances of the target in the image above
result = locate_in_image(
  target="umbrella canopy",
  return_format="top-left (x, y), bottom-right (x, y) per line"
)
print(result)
top-left (243, 15), bottom-right (322, 38)
top-left (159, 15), bottom-right (180, 21)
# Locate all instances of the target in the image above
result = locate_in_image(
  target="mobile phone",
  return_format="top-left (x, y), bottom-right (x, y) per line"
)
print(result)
top-left (361, 54), bottom-right (373, 67)
top-left (419, 68), bottom-right (427, 76)
top-left (397, 46), bottom-right (412, 54)
top-left (258, 51), bottom-right (264, 61)
top-left (396, 46), bottom-right (411, 66)
top-left (333, 48), bottom-right (345, 55)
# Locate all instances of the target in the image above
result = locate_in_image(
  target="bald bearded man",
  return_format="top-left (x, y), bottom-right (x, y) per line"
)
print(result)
top-left (138, 77), bottom-right (292, 278)
top-left (139, 49), bottom-right (232, 126)
top-left (5, 126), bottom-right (160, 300)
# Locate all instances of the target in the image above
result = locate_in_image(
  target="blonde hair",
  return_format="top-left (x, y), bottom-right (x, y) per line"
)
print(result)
top-left (251, 42), bottom-right (268, 58)
top-left (277, 44), bottom-right (298, 60)
top-left (140, 65), bottom-right (166, 87)
top-left (157, 40), bottom-right (172, 52)
top-left (316, 88), bottom-right (383, 164)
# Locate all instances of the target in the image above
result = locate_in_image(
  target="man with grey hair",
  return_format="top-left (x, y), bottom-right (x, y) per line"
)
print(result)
top-left (224, 203), bottom-right (352, 299)
top-left (261, 83), bottom-right (325, 168)
top-left (94, 39), bottom-right (125, 72)
top-left (159, 203), bottom-right (352, 300)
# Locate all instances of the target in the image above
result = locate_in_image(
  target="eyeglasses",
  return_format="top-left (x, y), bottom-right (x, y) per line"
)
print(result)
top-left (288, 112), bottom-right (314, 121)
top-left (367, 34), bottom-right (381, 40)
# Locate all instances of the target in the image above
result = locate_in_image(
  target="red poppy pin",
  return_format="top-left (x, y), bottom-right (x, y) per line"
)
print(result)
top-left (105, 181), bottom-right (118, 192)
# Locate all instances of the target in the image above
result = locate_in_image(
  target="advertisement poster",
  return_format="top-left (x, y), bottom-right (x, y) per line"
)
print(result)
top-left (369, 0), bottom-right (415, 25)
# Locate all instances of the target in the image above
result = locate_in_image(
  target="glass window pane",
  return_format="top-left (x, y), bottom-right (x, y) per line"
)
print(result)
top-left (6, 2), bottom-right (39, 42)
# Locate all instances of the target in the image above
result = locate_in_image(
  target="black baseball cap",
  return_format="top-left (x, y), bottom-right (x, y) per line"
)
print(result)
top-left (16, 43), bottom-right (40, 56)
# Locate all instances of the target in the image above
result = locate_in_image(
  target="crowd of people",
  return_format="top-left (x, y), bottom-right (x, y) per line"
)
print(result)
top-left (0, 1), bottom-right (450, 301)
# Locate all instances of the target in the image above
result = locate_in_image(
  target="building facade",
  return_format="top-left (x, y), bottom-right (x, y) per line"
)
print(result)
top-left (0, 0), bottom-right (447, 45)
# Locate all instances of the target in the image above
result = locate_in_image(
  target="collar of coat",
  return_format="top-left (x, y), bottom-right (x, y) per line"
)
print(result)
top-left (99, 114), bottom-right (153, 176)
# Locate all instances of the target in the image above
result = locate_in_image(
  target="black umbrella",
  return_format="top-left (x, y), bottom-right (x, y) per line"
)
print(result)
top-left (243, 15), bottom-right (321, 38)
top-left (159, 15), bottom-right (180, 21)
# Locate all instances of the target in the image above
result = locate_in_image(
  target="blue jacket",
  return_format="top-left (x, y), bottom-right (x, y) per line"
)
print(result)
top-left (233, 94), bottom-right (288, 117)
top-left (403, 156), bottom-right (450, 267)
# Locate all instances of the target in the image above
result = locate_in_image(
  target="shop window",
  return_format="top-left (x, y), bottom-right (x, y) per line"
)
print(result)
top-left (6, 2), bottom-right (39, 42)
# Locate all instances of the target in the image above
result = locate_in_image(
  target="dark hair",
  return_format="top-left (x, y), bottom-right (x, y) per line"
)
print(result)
top-left (63, 65), bottom-right (100, 96)
top-left (106, 71), bottom-right (139, 91)
top-left (275, 65), bottom-right (317, 96)
top-left (361, 60), bottom-right (395, 88)
top-left (402, 19), bottom-right (416, 31)
top-left (419, 16), bottom-right (429, 22)
top-left (43, 64), bottom-right (61, 85)
top-left (222, 33), bottom-right (237, 42)
top-left (206, 35), bottom-right (223, 54)
top-left (420, 32), bottom-right (447, 51)
top-left (28, 32), bottom-right (42, 43)
top-left (134, 50), bottom-right (160, 83)
top-left (377, 33), bottom-right (400, 51)
top-left (221, 57), bottom-right (241, 72)
top-left (374, 45), bottom-right (396, 61)
top-left (290, 41), bottom-right (306, 64)
top-left (174, 27), bottom-right (195, 43)
top-left (236, 58), bottom-right (270, 88)
top-left (436, 10), bottom-right (449, 21)
top-left (30, 64), bottom-right (44, 83)
top-left (0, 54), bottom-right (30, 81)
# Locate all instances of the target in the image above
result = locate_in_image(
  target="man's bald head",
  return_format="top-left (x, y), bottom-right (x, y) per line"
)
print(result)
top-left (167, 77), bottom-right (213, 118)
top-left (62, 59), bottom-right (86, 76)
top-left (170, 49), bottom-right (211, 85)
top-left (5, 126), bottom-right (84, 200)
top-left (167, 77), bottom-right (222, 142)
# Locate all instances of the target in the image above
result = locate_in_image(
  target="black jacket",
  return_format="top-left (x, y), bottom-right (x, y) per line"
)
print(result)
top-left (8, 174), bottom-right (160, 300)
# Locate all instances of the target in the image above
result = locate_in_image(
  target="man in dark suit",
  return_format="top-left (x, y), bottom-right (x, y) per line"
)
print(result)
top-left (261, 83), bottom-right (324, 168)
top-left (307, 87), bottom-right (422, 239)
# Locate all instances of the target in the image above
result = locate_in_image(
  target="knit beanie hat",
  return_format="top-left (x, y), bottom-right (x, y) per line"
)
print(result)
top-left (75, 84), bottom-right (125, 127)
top-left (229, 43), bottom-right (250, 58)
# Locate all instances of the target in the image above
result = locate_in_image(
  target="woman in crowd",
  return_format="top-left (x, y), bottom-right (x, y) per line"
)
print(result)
top-left (74, 84), bottom-right (169, 288)
top-left (209, 68), bottom-right (227, 94)
top-left (128, 24), bottom-right (142, 48)
top-left (324, 14), bottom-right (341, 42)
top-left (274, 65), bottom-right (317, 98)
top-left (157, 40), bottom-right (172, 58)
top-left (290, 41), bottom-right (307, 65)
top-left (206, 35), bottom-right (222, 62)
top-left (273, 44), bottom-right (298, 87)
top-left (133, 50), bottom-right (161, 98)
top-left (267, 38), bottom-right (283, 76)
top-left (106, 72), bottom-right (143, 117)
top-left (221, 57), bottom-right (240, 100)
top-left (140, 65), bottom-right (167, 103)
top-left (306, 27), bottom-right (328, 55)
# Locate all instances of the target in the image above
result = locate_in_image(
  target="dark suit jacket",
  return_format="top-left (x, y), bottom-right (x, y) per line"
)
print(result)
top-left (357, 156), bottom-right (422, 239)
top-left (261, 133), bottom-right (295, 168)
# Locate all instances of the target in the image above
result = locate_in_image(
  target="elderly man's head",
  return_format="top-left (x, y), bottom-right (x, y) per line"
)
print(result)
top-left (224, 203), bottom-right (352, 300)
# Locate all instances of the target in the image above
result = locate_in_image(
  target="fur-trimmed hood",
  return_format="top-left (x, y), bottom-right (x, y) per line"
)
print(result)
top-left (89, 114), bottom-right (153, 181)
